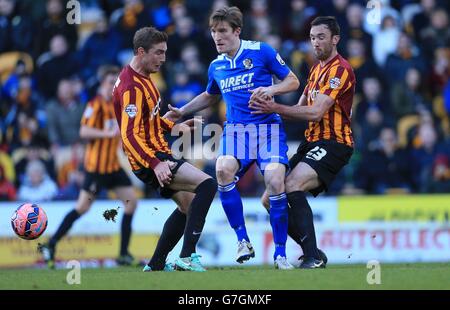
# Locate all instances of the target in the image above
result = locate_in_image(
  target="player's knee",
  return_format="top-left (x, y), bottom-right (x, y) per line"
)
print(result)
top-left (124, 201), bottom-right (137, 215)
top-left (75, 204), bottom-right (90, 215)
top-left (216, 166), bottom-right (236, 184)
top-left (265, 177), bottom-right (285, 194)
top-left (285, 175), bottom-right (304, 193)
top-left (177, 205), bottom-right (188, 214)
top-left (195, 177), bottom-right (218, 195)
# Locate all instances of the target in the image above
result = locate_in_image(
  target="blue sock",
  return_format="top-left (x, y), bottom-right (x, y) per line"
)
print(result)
top-left (269, 193), bottom-right (288, 260)
top-left (218, 182), bottom-right (249, 242)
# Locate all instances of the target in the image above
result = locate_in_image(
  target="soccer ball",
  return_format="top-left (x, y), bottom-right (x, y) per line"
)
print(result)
top-left (11, 203), bottom-right (48, 240)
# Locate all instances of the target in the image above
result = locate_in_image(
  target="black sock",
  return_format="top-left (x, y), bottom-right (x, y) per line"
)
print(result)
top-left (49, 209), bottom-right (81, 248)
top-left (287, 207), bottom-right (305, 251)
top-left (265, 206), bottom-right (305, 252)
top-left (287, 191), bottom-right (319, 259)
top-left (120, 213), bottom-right (133, 256)
top-left (180, 178), bottom-right (217, 258)
top-left (149, 209), bottom-right (186, 270)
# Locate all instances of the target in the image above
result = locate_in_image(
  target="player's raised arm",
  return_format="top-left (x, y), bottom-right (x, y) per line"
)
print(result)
top-left (251, 57), bottom-right (354, 121)
top-left (270, 70), bottom-right (300, 95)
top-left (249, 70), bottom-right (299, 100)
top-left (164, 91), bottom-right (221, 122)
top-left (249, 92), bottom-right (334, 122)
top-left (249, 41), bottom-right (299, 101)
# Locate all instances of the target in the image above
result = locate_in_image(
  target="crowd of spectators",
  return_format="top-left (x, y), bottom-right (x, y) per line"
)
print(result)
top-left (0, 0), bottom-right (449, 202)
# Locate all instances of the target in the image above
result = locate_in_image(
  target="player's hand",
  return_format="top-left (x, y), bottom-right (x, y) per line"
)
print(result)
top-left (248, 96), bottom-right (277, 114)
top-left (163, 104), bottom-right (183, 123)
top-left (166, 160), bottom-right (177, 170)
top-left (180, 118), bottom-right (203, 131)
top-left (249, 87), bottom-right (273, 102)
top-left (154, 161), bottom-right (173, 187)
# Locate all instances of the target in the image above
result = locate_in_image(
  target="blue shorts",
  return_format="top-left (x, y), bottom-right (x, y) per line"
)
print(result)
top-left (219, 122), bottom-right (289, 178)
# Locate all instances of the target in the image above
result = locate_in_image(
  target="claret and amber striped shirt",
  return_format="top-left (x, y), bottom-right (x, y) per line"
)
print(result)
top-left (113, 65), bottom-right (175, 171)
top-left (303, 54), bottom-right (355, 147)
top-left (80, 95), bottom-right (121, 174)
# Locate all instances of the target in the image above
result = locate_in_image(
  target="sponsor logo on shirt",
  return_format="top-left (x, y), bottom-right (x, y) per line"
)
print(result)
top-left (220, 73), bottom-right (255, 93)
top-left (125, 104), bottom-right (138, 118)
top-left (329, 77), bottom-right (341, 89)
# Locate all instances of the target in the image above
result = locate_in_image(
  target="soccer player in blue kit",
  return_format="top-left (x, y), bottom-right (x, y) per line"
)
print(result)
top-left (165, 6), bottom-right (299, 269)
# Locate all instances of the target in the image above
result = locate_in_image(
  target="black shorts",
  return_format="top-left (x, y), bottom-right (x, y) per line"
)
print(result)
top-left (132, 152), bottom-right (186, 199)
top-left (82, 168), bottom-right (132, 194)
top-left (289, 140), bottom-right (353, 197)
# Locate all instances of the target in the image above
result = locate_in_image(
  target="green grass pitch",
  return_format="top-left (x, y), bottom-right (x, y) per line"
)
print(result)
top-left (0, 263), bottom-right (448, 290)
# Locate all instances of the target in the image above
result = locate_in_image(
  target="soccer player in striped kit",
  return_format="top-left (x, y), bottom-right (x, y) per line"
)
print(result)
top-left (251, 16), bottom-right (355, 268)
top-left (113, 27), bottom-right (217, 272)
top-left (40, 65), bottom-right (139, 268)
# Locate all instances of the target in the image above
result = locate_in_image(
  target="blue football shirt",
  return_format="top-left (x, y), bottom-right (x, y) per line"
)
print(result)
top-left (206, 40), bottom-right (290, 124)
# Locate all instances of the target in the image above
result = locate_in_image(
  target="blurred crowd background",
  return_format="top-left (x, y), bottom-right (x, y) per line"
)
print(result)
top-left (0, 0), bottom-right (449, 202)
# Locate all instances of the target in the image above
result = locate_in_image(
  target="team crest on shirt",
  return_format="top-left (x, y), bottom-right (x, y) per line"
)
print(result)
top-left (329, 77), bottom-right (341, 89)
top-left (125, 104), bottom-right (138, 118)
top-left (243, 58), bottom-right (253, 69)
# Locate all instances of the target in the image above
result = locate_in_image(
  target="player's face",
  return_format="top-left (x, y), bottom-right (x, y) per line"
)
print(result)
top-left (141, 41), bottom-right (167, 74)
top-left (310, 25), bottom-right (339, 61)
top-left (210, 21), bottom-right (241, 56)
top-left (102, 74), bottom-right (117, 100)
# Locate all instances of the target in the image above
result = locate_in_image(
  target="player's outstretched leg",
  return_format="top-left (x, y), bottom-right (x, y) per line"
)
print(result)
top-left (164, 163), bottom-right (217, 272)
top-left (264, 163), bottom-right (293, 270)
top-left (261, 190), bottom-right (327, 268)
top-left (143, 192), bottom-right (193, 272)
top-left (216, 156), bottom-right (254, 264)
top-left (115, 186), bottom-right (138, 266)
top-left (285, 163), bottom-right (324, 269)
top-left (175, 178), bottom-right (217, 272)
top-left (39, 190), bottom-right (92, 268)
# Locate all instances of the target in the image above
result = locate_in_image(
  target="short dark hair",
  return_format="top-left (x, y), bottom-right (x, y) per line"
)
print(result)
top-left (209, 6), bottom-right (243, 31)
top-left (311, 16), bottom-right (340, 36)
top-left (133, 27), bottom-right (168, 55)
top-left (97, 65), bottom-right (120, 82)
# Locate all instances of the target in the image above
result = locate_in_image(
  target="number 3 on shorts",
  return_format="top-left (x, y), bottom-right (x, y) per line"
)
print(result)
top-left (306, 146), bottom-right (327, 161)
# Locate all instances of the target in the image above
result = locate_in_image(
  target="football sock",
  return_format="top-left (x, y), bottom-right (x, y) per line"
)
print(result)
top-left (269, 193), bottom-right (288, 259)
top-left (287, 207), bottom-right (305, 249)
top-left (218, 181), bottom-right (249, 242)
top-left (265, 206), bottom-right (305, 250)
top-left (120, 213), bottom-right (133, 256)
top-left (179, 178), bottom-right (217, 258)
top-left (287, 191), bottom-right (319, 259)
top-left (148, 209), bottom-right (186, 270)
top-left (49, 209), bottom-right (81, 248)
